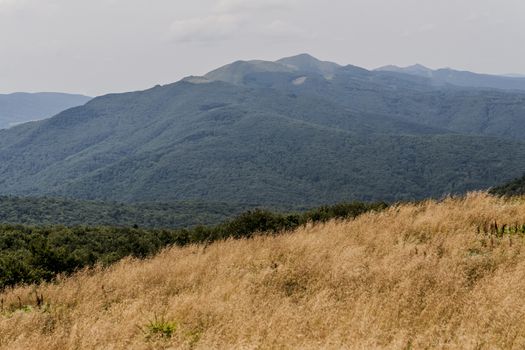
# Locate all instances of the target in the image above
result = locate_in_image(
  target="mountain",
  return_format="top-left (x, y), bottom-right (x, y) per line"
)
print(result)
top-left (276, 53), bottom-right (342, 78)
top-left (0, 92), bottom-right (92, 129)
top-left (503, 73), bottom-right (525, 78)
top-left (376, 64), bottom-right (525, 91)
top-left (206, 57), bottom-right (525, 140)
top-left (376, 63), bottom-right (434, 78)
top-left (204, 60), bottom-right (293, 85)
top-left (205, 54), bottom-right (341, 85)
top-left (1, 55), bottom-right (525, 205)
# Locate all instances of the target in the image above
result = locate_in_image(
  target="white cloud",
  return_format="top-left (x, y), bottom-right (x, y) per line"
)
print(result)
top-left (169, 14), bottom-right (242, 43)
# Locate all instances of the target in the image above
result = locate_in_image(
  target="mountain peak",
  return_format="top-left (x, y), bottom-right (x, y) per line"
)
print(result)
top-left (408, 63), bottom-right (431, 70)
top-left (375, 63), bottom-right (434, 78)
top-left (375, 64), bottom-right (400, 71)
top-left (204, 60), bottom-right (293, 85)
top-left (203, 54), bottom-right (342, 85)
top-left (277, 53), bottom-right (321, 63)
top-left (276, 53), bottom-right (341, 78)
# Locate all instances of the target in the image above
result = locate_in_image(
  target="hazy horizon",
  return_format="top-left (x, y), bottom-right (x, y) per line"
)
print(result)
top-left (1, 0), bottom-right (524, 96)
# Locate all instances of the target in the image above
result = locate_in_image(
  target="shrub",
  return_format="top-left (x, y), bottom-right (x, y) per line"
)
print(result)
top-left (0, 201), bottom-right (387, 290)
top-left (144, 316), bottom-right (178, 339)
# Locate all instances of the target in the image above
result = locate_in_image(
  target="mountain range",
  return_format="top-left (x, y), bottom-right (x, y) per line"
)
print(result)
top-left (376, 63), bottom-right (525, 91)
top-left (1, 54), bottom-right (525, 206)
top-left (0, 92), bottom-right (91, 129)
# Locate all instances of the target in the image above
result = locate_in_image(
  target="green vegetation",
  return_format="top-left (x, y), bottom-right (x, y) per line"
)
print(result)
top-left (0, 196), bottom-right (252, 228)
top-left (489, 174), bottom-right (525, 196)
top-left (144, 317), bottom-right (178, 339)
top-left (477, 221), bottom-right (525, 236)
top-left (1, 55), bottom-right (525, 206)
top-left (376, 63), bottom-right (525, 91)
top-left (0, 201), bottom-right (386, 290)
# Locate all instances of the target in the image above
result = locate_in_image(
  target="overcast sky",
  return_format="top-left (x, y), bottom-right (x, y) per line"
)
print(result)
top-left (1, 0), bottom-right (524, 96)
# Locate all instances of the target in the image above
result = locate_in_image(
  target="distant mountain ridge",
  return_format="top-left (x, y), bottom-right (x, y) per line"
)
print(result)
top-left (0, 92), bottom-right (91, 129)
top-left (205, 54), bottom-right (362, 84)
top-left (276, 53), bottom-right (342, 78)
top-left (375, 64), bottom-right (525, 91)
top-left (204, 55), bottom-right (525, 140)
top-left (376, 64), bottom-right (434, 78)
top-left (1, 54), bottom-right (525, 205)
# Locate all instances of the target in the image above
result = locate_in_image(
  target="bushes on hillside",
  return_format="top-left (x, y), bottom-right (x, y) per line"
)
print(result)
top-left (0, 201), bottom-right (387, 290)
top-left (489, 174), bottom-right (525, 197)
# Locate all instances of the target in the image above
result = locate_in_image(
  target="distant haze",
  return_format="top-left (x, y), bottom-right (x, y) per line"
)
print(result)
top-left (0, 0), bottom-right (524, 96)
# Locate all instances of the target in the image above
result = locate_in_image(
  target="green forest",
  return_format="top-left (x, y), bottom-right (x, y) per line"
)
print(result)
top-left (3, 58), bottom-right (525, 205)
top-left (0, 196), bottom-right (252, 228)
top-left (0, 201), bottom-right (387, 290)
top-left (489, 174), bottom-right (525, 196)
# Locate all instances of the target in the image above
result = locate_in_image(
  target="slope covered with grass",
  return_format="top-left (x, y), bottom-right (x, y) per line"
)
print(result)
top-left (0, 201), bottom-right (383, 290)
top-left (2, 193), bottom-right (525, 349)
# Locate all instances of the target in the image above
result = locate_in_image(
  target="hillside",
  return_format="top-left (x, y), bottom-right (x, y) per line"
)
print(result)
top-left (2, 193), bottom-right (525, 349)
top-left (232, 56), bottom-right (525, 140)
top-left (1, 55), bottom-right (525, 205)
top-left (376, 64), bottom-right (525, 91)
top-left (490, 174), bottom-right (525, 196)
top-left (0, 201), bottom-right (383, 289)
top-left (0, 92), bottom-right (91, 129)
top-left (0, 196), bottom-right (250, 228)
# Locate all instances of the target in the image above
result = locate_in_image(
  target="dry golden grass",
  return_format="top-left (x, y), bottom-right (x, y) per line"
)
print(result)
top-left (3, 192), bottom-right (525, 349)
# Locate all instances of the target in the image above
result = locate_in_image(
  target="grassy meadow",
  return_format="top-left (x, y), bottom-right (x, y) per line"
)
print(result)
top-left (2, 193), bottom-right (525, 349)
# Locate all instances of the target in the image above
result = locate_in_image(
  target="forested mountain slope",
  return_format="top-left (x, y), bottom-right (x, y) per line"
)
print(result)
top-left (1, 55), bottom-right (525, 205)
top-left (0, 196), bottom-right (249, 228)
top-left (490, 174), bottom-right (525, 197)
top-left (376, 63), bottom-right (525, 91)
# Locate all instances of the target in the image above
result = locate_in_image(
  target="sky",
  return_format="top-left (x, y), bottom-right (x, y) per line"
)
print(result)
top-left (1, 0), bottom-right (524, 96)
